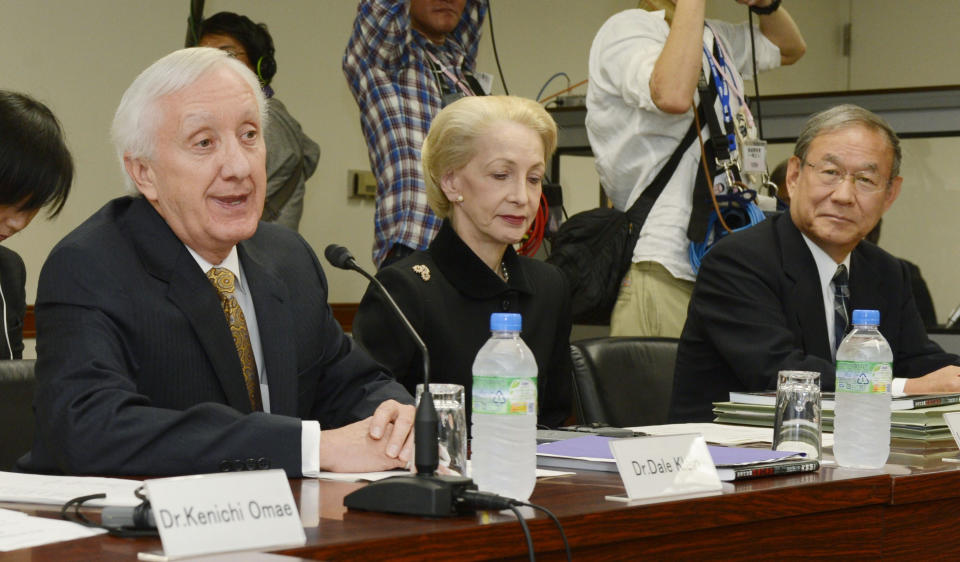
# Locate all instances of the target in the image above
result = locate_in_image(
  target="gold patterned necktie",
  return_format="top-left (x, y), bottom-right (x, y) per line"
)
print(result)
top-left (206, 267), bottom-right (263, 411)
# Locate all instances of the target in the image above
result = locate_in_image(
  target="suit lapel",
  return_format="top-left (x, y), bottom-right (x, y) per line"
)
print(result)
top-left (239, 242), bottom-right (297, 416)
top-left (777, 216), bottom-right (833, 364)
top-left (168, 259), bottom-right (253, 413)
top-left (123, 197), bottom-right (253, 413)
top-left (849, 245), bottom-right (886, 318)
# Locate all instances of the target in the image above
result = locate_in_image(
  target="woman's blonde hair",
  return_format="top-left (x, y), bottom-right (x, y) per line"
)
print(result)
top-left (422, 95), bottom-right (557, 219)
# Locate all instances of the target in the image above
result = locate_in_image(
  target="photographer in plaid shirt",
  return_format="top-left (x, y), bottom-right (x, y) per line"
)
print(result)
top-left (344, 0), bottom-right (489, 268)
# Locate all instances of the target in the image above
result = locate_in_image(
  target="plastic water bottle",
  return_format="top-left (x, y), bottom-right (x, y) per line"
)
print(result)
top-left (833, 309), bottom-right (893, 468)
top-left (471, 313), bottom-right (538, 500)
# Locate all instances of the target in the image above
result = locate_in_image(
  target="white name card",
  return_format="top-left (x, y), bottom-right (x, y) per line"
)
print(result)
top-left (142, 470), bottom-right (305, 560)
top-left (608, 434), bottom-right (723, 501)
top-left (741, 140), bottom-right (768, 173)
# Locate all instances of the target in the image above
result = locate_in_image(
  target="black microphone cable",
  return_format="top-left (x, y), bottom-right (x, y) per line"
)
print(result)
top-left (457, 489), bottom-right (572, 561)
top-left (486, 1), bottom-right (509, 95)
top-left (509, 503), bottom-right (536, 562)
top-left (60, 493), bottom-right (158, 538)
top-left (748, 9), bottom-right (764, 139)
top-left (520, 501), bottom-right (572, 562)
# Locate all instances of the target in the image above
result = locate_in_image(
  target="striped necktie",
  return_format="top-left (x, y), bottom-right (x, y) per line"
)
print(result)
top-left (207, 267), bottom-right (263, 411)
top-left (832, 264), bottom-right (850, 351)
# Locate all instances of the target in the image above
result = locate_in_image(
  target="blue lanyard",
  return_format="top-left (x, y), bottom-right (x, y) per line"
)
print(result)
top-left (702, 42), bottom-right (736, 154)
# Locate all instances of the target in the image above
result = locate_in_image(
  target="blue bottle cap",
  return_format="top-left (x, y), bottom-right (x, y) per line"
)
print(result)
top-left (490, 313), bottom-right (522, 332)
top-left (851, 309), bottom-right (880, 326)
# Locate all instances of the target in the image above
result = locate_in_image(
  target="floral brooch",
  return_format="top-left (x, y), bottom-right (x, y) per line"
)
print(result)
top-left (412, 264), bottom-right (431, 282)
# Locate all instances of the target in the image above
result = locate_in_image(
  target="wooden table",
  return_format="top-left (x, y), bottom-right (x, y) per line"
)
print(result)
top-left (5, 450), bottom-right (960, 560)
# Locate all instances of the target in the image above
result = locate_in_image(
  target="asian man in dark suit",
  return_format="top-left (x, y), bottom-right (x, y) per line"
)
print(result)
top-left (670, 104), bottom-right (960, 422)
top-left (0, 90), bottom-right (74, 360)
top-left (18, 47), bottom-right (415, 476)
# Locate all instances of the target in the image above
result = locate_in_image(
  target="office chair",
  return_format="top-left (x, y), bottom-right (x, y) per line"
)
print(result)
top-left (569, 337), bottom-right (679, 427)
top-left (0, 359), bottom-right (36, 470)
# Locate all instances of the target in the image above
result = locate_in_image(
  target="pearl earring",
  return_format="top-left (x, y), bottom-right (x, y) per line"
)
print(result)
top-left (456, 195), bottom-right (464, 204)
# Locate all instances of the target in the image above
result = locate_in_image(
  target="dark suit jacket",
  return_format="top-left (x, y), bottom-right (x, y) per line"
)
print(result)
top-left (0, 245), bottom-right (26, 359)
top-left (901, 258), bottom-right (937, 329)
top-left (353, 221), bottom-right (573, 429)
top-left (19, 196), bottom-right (411, 476)
top-left (670, 213), bottom-right (960, 422)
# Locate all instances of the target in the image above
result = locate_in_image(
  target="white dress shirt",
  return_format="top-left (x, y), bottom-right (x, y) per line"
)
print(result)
top-left (586, 9), bottom-right (781, 281)
top-left (188, 245), bottom-right (321, 476)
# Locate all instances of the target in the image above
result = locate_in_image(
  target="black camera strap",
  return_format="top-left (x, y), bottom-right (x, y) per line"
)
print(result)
top-left (687, 69), bottom-right (723, 242)
top-left (624, 95), bottom-right (708, 228)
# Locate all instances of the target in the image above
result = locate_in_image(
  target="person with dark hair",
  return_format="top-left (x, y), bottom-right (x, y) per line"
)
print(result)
top-left (774, 157), bottom-right (938, 329)
top-left (197, 11), bottom-right (319, 232)
top-left (344, 0), bottom-right (489, 269)
top-left (0, 90), bottom-right (73, 359)
top-left (769, 158), bottom-right (790, 209)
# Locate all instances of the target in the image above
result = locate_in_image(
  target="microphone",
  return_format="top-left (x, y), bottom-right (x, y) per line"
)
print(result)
top-left (946, 302), bottom-right (960, 330)
top-left (324, 245), bottom-right (436, 474)
top-left (324, 244), bottom-right (476, 516)
top-left (323, 244), bottom-right (356, 270)
top-left (101, 503), bottom-right (156, 529)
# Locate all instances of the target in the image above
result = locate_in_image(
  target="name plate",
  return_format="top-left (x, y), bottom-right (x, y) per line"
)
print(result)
top-left (608, 434), bottom-right (722, 500)
top-left (143, 470), bottom-right (305, 560)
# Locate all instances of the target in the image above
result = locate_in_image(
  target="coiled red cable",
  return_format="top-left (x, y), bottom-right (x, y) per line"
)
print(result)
top-left (518, 193), bottom-right (549, 256)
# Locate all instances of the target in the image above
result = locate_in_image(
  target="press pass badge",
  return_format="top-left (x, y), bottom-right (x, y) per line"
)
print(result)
top-left (741, 139), bottom-right (767, 174)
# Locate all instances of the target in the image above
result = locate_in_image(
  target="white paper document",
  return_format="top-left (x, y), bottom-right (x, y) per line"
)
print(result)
top-left (627, 423), bottom-right (834, 448)
top-left (628, 423), bottom-right (774, 445)
top-left (0, 471), bottom-right (143, 507)
top-left (315, 470), bottom-right (408, 482)
top-left (0, 507), bottom-right (106, 552)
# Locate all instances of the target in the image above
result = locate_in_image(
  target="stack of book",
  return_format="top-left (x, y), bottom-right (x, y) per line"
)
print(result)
top-left (713, 392), bottom-right (960, 441)
top-left (887, 438), bottom-right (960, 469)
top-left (536, 434), bottom-right (820, 481)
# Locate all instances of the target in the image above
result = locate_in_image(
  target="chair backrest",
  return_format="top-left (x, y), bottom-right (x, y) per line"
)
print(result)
top-left (570, 337), bottom-right (679, 428)
top-left (0, 359), bottom-right (36, 470)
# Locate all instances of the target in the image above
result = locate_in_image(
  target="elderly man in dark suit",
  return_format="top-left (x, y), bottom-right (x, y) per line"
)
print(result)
top-left (670, 104), bottom-right (960, 423)
top-left (19, 47), bottom-right (415, 476)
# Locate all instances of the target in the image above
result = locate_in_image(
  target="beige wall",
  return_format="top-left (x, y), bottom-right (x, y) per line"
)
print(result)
top-left (850, 0), bottom-right (960, 90)
top-left (0, 0), bottom-right (636, 307)
top-left (1, 0), bottom-right (958, 327)
top-left (708, 0), bottom-right (852, 93)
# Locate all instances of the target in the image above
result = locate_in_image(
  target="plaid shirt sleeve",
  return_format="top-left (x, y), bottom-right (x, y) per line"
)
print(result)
top-left (343, 0), bottom-right (408, 86)
top-left (456, 0), bottom-right (487, 74)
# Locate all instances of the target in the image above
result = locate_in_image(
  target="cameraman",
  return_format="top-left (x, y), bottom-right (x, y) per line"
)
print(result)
top-left (586, 0), bottom-right (804, 337)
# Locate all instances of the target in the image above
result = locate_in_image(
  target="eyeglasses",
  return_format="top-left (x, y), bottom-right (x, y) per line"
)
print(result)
top-left (802, 160), bottom-right (887, 193)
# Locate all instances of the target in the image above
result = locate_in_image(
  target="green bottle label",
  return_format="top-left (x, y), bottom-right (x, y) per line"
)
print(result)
top-left (472, 376), bottom-right (537, 415)
top-left (835, 360), bottom-right (892, 394)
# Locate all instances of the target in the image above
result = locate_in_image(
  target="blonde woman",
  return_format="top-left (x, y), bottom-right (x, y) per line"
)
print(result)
top-left (354, 95), bottom-right (572, 430)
